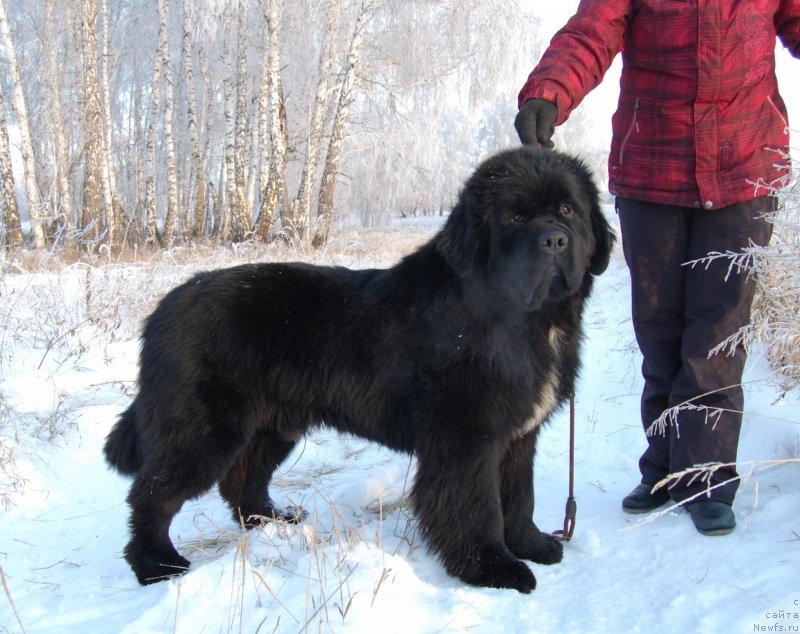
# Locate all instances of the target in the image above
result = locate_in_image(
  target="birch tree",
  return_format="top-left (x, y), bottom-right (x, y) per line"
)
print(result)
top-left (234, 9), bottom-right (251, 232)
top-left (0, 0), bottom-right (45, 248)
top-left (143, 13), bottom-right (163, 245)
top-left (45, 0), bottom-right (74, 242)
top-left (287, 0), bottom-right (338, 240)
top-left (99, 0), bottom-right (123, 247)
top-left (254, 0), bottom-right (288, 239)
top-left (0, 84), bottom-right (20, 247)
top-left (199, 44), bottom-right (216, 237)
top-left (182, 0), bottom-right (206, 239)
top-left (221, 6), bottom-right (243, 240)
top-left (81, 0), bottom-right (107, 245)
top-left (0, 0), bottom-right (548, 249)
top-left (157, 0), bottom-right (179, 244)
top-left (313, 0), bottom-right (374, 247)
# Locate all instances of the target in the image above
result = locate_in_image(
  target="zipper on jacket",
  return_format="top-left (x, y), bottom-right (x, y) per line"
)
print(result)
top-left (619, 98), bottom-right (640, 166)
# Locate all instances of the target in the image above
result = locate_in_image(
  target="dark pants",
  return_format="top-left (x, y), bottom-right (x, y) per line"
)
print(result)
top-left (617, 197), bottom-right (775, 504)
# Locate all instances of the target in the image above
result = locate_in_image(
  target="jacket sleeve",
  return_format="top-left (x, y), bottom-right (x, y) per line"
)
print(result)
top-left (518, 0), bottom-right (631, 125)
top-left (776, 0), bottom-right (800, 57)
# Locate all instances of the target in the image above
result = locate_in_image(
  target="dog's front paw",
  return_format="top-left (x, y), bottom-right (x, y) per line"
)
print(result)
top-left (265, 501), bottom-right (306, 524)
top-left (507, 531), bottom-right (564, 565)
top-left (455, 545), bottom-right (537, 594)
top-left (235, 500), bottom-right (306, 527)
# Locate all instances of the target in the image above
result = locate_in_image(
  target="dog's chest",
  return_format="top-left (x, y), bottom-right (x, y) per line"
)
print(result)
top-left (516, 325), bottom-right (566, 436)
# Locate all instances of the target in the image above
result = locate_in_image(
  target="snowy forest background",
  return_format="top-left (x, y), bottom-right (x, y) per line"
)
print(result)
top-left (0, 0), bottom-right (611, 252)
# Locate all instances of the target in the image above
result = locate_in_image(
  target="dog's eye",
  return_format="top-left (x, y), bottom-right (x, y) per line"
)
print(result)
top-left (560, 204), bottom-right (573, 217)
top-left (511, 214), bottom-right (528, 224)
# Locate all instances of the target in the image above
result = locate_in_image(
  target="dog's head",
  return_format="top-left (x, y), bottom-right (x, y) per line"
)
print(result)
top-left (436, 147), bottom-right (615, 311)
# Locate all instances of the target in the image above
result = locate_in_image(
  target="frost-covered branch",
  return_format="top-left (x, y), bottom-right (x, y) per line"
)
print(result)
top-left (684, 146), bottom-right (800, 388)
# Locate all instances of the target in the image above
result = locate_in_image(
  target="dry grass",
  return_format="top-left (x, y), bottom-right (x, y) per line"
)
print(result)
top-left (750, 198), bottom-right (800, 387)
top-left (172, 474), bottom-right (418, 633)
top-left (684, 151), bottom-right (800, 389)
top-left (0, 560), bottom-right (27, 634)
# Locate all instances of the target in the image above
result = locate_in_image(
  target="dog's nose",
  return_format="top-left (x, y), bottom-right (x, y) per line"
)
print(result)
top-left (538, 228), bottom-right (569, 254)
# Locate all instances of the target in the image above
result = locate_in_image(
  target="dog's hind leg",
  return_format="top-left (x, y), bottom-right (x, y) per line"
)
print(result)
top-left (500, 430), bottom-right (563, 565)
top-left (123, 448), bottom-right (229, 585)
top-left (218, 430), bottom-right (302, 526)
top-left (411, 436), bottom-right (537, 593)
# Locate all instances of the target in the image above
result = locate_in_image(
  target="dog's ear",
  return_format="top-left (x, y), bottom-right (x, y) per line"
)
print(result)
top-left (589, 200), bottom-right (615, 275)
top-left (437, 194), bottom-right (479, 278)
top-left (557, 151), bottom-right (615, 276)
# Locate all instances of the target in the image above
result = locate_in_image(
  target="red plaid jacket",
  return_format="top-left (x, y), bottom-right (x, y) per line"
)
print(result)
top-left (518, 0), bottom-right (800, 209)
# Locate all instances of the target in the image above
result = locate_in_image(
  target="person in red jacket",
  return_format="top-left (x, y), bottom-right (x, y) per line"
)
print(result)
top-left (516, 0), bottom-right (799, 535)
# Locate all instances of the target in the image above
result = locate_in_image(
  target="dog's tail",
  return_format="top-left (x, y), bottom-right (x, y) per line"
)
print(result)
top-left (103, 406), bottom-right (142, 476)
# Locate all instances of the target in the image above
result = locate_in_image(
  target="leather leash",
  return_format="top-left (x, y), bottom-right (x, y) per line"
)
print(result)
top-left (552, 395), bottom-right (577, 541)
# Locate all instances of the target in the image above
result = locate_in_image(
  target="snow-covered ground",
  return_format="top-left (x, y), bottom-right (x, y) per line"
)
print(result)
top-left (1, 222), bottom-right (799, 634)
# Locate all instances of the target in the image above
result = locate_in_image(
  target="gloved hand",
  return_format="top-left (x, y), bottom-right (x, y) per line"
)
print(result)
top-left (514, 99), bottom-right (558, 148)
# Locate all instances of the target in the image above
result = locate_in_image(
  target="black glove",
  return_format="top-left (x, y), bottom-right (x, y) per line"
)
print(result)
top-left (514, 99), bottom-right (557, 148)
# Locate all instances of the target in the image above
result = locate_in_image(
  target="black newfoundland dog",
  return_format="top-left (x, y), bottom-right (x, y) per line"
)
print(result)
top-left (104, 146), bottom-right (614, 593)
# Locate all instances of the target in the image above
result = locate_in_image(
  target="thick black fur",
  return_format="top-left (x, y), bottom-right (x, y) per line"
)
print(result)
top-left (104, 147), bottom-right (614, 592)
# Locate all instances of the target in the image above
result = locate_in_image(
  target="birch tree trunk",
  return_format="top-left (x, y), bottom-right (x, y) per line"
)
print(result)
top-left (45, 0), bottom-right (74, 243)
top-left (199, 44), bottom-right (215, 238)
top-left (0, 85), bottom-right (21, 247)
top-left (128, 69), bottom-right (145, 246)
top-left (80, 0), bottom-right (106, 246)
top-left (253, 40), bottom-right (270, 238)
top-left (157, 0), bottom-right (179, 244)
top-left (289, 0), bottom-right (338, 239)
top-left (234, 9), bottom-right (251, 237)
top-left (143, 18), bottom-right (163, 246)
top-left (182, 0), bottom-right (206, 240)
top-left (246, 101), bottom-right (259, 217)
top-left (222, 8), bottom-right (241, 241)
top-left (0, 0), bottom-right (46, 248)
top-left (213, 146), bottom-right (225, 238)
top-left (99, 0), bottom-right (122, 248)
top-left (313, 1), bottom-right (374, 248)
top-left (252, 42), bottom-right (274, 239)
top-left (253, 0), bottom-right (289, 240)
